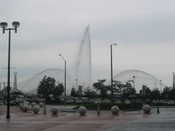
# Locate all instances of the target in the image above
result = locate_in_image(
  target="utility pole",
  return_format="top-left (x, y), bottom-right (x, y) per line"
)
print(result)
top-left (59, 54), bottom-right (67, 97)
top-left (0, 21), bottom-right (20, 119)
top-left (110, 43), bottom-right (117, 98)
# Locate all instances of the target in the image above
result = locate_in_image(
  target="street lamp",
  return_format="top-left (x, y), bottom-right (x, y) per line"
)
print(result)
top-left (0, 21), bottom-right (20, 119)
top-left (132, 75), bottom-right (136, 89)
top-left (110, 43), bottom-right (117, 98)
top-left (59, 54), bottom-right (67, 97)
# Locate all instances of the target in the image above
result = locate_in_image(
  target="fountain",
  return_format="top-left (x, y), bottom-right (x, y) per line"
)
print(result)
top-left (74, 25), bottom-right (92, 88)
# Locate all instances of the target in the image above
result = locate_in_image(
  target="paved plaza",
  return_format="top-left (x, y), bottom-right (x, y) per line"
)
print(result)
top-left (0, 106), bottom-right (175, 131)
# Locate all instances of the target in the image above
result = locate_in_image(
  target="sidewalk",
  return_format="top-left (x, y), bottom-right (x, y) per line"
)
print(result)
top-left (0, 107), bottom-right (175, 131)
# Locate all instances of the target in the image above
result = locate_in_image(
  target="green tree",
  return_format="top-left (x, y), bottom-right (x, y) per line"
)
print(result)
top-left (37, 76), bottom-right (53, 99)
top-left (37, 76), bottom-right (64, 102)
top-left (162, 86), bottom-right (171, 99)
top-left (122, 82), bottom-right (136, 98)
top-left (93, 79), bottom-right (110, 99)
top-left (70, 87), bottom-right (77, 97)
top-left (77, 85), bottom-right (83, 97)
top-left (140, 85), bottom-right (151, 97)
top-left (53, 83), bottom-right (64, 99)
top-left (113, 80), bottom-right (123, 94)
top-left (151, 88), bottom-right (160, 100)
top-left (169, 88), bottom-right (175, 100)
top-left (84, 88), bottom-right (97, 98)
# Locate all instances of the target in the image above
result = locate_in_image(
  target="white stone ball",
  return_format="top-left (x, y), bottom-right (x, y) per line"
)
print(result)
top-left (32, 105), bottom-right (40, 114)
top-left (111, 105), bottom-right (120, 116)
top-left (78, 106), bottom-right (87, 116)
top-left (142, 104), bottom-right (151, 114)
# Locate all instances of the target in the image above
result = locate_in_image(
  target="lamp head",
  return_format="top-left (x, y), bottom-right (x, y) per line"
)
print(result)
top-left (0, 22), bottom-right (8, 33)
top-left (12, 21), bottom-right (20, 33)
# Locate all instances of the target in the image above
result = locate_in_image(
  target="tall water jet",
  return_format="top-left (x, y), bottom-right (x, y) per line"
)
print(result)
top-left (75, 25), bottom-right (92, 88)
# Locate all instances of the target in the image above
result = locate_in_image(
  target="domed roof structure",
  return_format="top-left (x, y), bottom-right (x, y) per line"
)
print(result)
top-left (114, 69), bottom-right (165, 92)
top-left (19, 68), bottom-right (72, 94)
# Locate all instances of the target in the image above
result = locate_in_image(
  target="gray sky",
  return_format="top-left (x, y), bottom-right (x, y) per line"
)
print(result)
top-left (0, 0), bottom-right (175, 86)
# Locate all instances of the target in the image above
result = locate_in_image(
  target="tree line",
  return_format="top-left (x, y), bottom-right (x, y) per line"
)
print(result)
top-left (71, 79), bottom-right (175, 101)
top-left (37, 76), bottom-right (175, 103)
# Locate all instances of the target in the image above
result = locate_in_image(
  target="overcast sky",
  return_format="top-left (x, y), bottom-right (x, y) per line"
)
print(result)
top-left (0, 0), bottom-right (175, 86)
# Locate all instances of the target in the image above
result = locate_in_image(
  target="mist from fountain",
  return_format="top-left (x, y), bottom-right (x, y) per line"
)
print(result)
top-left (74, 25), bottom-right (92, 88)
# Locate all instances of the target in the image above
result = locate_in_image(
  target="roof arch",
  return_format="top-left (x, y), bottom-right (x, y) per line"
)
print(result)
top-left (18, 68), bottom-right (72, 94)
top-left (114, 69), bottom-right (165, 91)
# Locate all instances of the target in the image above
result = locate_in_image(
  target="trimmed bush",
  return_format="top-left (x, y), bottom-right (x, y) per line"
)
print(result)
top-left (111, 105), bottom-right (120, 116)
top-left (78, 106), bottom-right (87, 116)
top-left (142, 104), bottom-right (151, 114)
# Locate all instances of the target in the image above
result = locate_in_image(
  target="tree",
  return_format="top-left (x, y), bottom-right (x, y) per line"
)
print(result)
top-left (151, 88), bottom-right (160, 100)
top-left (37, 76), bottom-right (64, 103)
top-left (37, 76), bottom-right (53, 99)
top-left (122, 82), bottom-right (136, 98)
top-left (162, 86), bottom-right (171, 99)
top-left (53, 83), bottom-right (64, 99)
top-left (77, 85), bottom-right (83, 97)
top-left (169, 88), bottom-right (175, 100)
top-left (70, 87), bottom-right (77, 97)
top-left (93, 79), bottom-right (110, 99)
top-left (84, 88), bottom-right (97, 98)
top-left (139, 85), bottom-right (151, 97)
top-left (113, 80), bottom-right (123, 94)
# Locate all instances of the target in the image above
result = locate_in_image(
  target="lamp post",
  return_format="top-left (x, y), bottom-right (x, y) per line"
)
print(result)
top-left (59, 54), bottom-right (67, 97)
top-left (0, 21), bottom-right (20, 119)
top-left (132, 75), bottom-right (135, 89)
top-left (110, 43), bottom-right (117, 98)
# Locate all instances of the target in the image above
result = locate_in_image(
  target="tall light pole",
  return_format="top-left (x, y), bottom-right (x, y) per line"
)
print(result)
top-left (0, 21), bottom-right (20, 119)
top-left (59, 54), bottom-right (67, 97)
top-left (132, 75), bottom-right (136, 89)
top-left (110, 43), bottom-right (117, 98)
